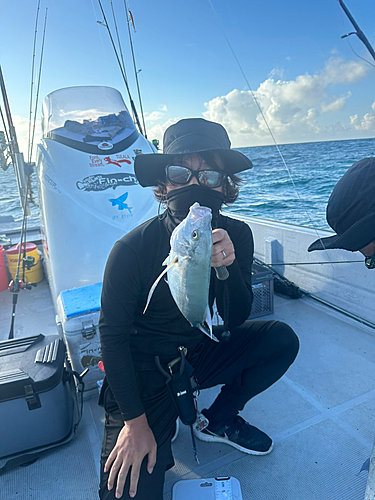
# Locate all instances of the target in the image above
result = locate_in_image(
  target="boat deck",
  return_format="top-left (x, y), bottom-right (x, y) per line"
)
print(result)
top-left (1, 279), bottom-right (374, 499)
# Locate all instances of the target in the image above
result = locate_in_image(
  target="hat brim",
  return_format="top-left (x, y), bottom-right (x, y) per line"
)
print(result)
top-left (308, 210), bottom-right (375, 252)
top-left (134, 148), bottom-right (253, 187)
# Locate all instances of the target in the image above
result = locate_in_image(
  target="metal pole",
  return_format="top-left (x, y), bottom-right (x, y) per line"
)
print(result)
top-left (338, 4), bottom-right (375, 495)
top-left (0, 65), bottom-right (30, 215)
top-left (338, 0), bottom-right (375, 62)
top-left (0, 64), bottom-right (19, 160)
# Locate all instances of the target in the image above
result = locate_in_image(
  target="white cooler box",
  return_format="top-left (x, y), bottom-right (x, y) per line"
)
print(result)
top-left (57, 282), bottom-right (103, 398)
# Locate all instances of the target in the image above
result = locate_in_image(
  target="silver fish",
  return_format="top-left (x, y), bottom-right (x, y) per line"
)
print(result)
top-left (144, 202), bottom-right (217, 341)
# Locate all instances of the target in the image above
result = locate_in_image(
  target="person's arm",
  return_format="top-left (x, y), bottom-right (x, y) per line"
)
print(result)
top-left (99, 240), bottom-right (156, 498)
top-left (100, 240), bottom-right (144, 419)
top-left (211, 222), bottom-right (254, 328)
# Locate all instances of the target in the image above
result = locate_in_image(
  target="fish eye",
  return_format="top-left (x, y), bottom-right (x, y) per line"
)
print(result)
top-left (192, 230), bottom-right (199, 241)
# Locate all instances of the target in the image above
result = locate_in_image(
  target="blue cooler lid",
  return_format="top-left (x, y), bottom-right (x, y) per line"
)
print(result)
top-left (59, 282), bottom-right (102, 319)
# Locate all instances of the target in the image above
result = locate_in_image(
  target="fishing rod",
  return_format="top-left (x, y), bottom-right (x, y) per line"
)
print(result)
top-left (0, 66), bottom-right (34, 338)
top-left (21, 7), bottom-right (48, 282)
top-left (29, 7), bottom-right (48, 167)
top-left (338, 0), bottom-right (375, 63)
top-left (27, 0), bottom-right (41, 165)
top-left (268, 260), bottom-right (363, 266)
top-left (110, 0), bottom-right (129, 84)
top-left (8, 179), bottom-right (36, 340)
top-left (96, 0), bottom-right (145, 136)
top-left (337, 2), bottom-right (375, 486)
top-left (1, 5), bottom-right (47, 338)
top-left (123, 0), bottom-right (147, 139)
top-left (109, 0), bottom-right (147, 136)
top-left (109, 0), bottom-right (147, 138)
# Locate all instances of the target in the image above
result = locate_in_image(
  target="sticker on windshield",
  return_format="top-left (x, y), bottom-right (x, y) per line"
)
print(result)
top-left (98, 142), bottom-right (113, 150)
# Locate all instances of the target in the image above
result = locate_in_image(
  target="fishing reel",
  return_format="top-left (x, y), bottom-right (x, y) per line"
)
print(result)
top-left (8, 280), bottom-right (37, 292)
top-left (23, 255), bottom-right (36, 270)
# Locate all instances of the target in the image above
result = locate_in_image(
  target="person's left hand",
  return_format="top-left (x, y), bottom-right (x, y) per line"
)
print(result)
top-left (211, 229), bottom-right (235, 267)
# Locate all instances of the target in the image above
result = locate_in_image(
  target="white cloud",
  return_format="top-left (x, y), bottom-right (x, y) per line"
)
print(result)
top-left (145, 105), bottom-right (168, 123)
top-left (268, 68), bottom-right (284, 80)
top-left (145, 111), bottom-right (165, 122)
top-left (146, 118), bottom-right (179, 145)
top-left (321, 57), bottom-right (368, 84)
top-left (350, 101), bottom-right (375, 130)
top-left (202, 57), bottom-right (372, 146)
top-left (12, 115), bottom-right (41, 163)
top-left (321, 92), bottom-right (351, 113)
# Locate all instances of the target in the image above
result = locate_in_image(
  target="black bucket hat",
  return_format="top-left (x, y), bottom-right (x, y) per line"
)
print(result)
top-left (308, 157), bottom-right (375, 252)
top-left (134, 118), bottom-right (253, 187)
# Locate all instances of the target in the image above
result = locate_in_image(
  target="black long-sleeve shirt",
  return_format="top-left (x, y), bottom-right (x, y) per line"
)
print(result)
top-left (99, 211), bottom-right (254, 421)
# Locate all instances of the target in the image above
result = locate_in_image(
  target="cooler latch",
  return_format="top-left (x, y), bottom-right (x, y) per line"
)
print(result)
top-left (24, 384), bottom-right (41, 411)
top-left (81, 320), bottom-right (96, 339)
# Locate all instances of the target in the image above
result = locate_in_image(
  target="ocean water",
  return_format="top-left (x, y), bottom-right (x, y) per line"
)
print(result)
top-left (232, 138), bottom-right (375, 229)
top-left (0, 138), bottom-right (374, 231)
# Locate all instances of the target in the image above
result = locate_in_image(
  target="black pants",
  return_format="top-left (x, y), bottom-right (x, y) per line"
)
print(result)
top-left (99, 320), bottom-right (299, 500)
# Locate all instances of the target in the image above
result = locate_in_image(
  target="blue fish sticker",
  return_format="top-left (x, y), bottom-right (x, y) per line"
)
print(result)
top-left (109, 192), bottom-right (132, 214)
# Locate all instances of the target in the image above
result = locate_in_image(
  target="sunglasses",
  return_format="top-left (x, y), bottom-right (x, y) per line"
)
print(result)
top-left (365, 252), bottom-right (375, 269)
top-left (166, 165), bottom-right (225, 188)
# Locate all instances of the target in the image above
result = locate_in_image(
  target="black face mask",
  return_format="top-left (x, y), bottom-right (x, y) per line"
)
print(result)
top-left (166, 184), bottom-right (225, 220)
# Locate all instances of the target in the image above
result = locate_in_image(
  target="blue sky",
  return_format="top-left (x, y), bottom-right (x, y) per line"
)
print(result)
top-left (1, 0), bottom-right (374, 154)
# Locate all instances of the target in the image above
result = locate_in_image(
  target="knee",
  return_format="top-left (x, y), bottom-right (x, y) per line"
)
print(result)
top-left (271, 321), bottom-right (299, 363)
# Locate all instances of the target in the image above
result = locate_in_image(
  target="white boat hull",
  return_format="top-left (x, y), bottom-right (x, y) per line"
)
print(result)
top-left (227, 212), bottom-right (375, 325)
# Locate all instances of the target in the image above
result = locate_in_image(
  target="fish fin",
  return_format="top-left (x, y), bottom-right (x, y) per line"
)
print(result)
top-left (198, 306), bottom-right (219, 342)
top-left (143, 256), bottom-right (178, 314)
top-left (205, 304), bottom-right (213, 334)
top-left (357, 457), bottom-right (370, 476)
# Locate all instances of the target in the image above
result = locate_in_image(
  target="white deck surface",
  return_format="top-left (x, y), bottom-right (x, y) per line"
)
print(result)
top-left (1, 279), bottom-right (374, 499)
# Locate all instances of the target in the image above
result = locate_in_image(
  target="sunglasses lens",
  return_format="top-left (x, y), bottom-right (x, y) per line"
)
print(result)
top-left (198, 170), bottom-right (223, 188)
top-left (167, 165), bottom-right (191, 184)
top-left (166, 165), bottom-right (224, 188)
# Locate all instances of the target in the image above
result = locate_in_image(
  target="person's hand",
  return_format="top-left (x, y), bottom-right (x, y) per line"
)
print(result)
top-left (211, 229), bottom-right (235, 267)
top-left (105, 413), bottom-right (157, 498)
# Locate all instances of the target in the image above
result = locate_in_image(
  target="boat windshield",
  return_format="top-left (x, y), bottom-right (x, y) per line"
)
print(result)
top-left (41, 86), bottom-right (137, 147)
